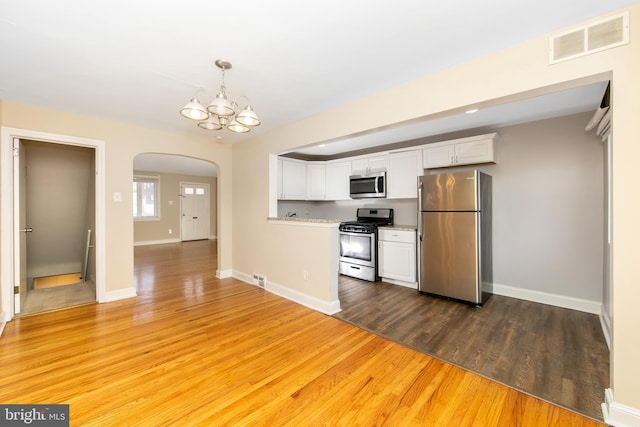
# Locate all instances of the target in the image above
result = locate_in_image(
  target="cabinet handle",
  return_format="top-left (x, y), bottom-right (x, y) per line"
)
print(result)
top-left (450, 156), bottom-right (454, 164)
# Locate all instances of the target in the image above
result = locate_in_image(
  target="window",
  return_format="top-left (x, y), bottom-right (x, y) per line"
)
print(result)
top-left (133, 175), bottom-right (160, 220)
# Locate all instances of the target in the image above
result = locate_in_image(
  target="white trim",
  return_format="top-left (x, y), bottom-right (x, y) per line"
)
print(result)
top-left (216, 269), bottom-right (233, 279)
top-left (133, 237), bottom-right (217, 247)
top-left (600, 304), bottom-right (612, 350)
top-left (0, 311), bottom-right (7, 336)
top-left (491, 283), bottom-right (601, 314)
top-left (1, 127), bottom-right (107, 316)
top-left (103, 287), bottom-right (137, 303)
top-left (233, 270), bottom-right (341, 315)
top-left (603, 388), bottom-right (640, 427)
top-left (134, 238), bottom-right (181, 246)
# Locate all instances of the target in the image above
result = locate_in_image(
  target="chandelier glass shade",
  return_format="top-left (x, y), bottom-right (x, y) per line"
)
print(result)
top-left (180, 59), bottom-right (260, 134)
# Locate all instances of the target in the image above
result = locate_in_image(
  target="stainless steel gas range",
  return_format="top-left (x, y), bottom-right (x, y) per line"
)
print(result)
top-left (338, 208), bottom-right (394, 282)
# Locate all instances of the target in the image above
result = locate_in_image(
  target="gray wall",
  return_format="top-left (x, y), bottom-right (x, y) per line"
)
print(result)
top-left (24, 140), bottom-right (94, 281)
top-left (279, 111), bottom-right (605, 302)
top-left (473, 112), bottom-right (604, 302)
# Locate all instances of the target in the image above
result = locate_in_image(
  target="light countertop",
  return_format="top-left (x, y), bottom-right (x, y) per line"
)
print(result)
top-left (268, 217), bottom-right (342, 224)
top-left (379, 225), bottom-right (417, 231)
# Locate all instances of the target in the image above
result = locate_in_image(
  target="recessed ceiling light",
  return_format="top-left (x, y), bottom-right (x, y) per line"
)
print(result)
top-left (318, 144), bottom-right (326, 147)
top-left (465, 108), bottom-right (479, 114)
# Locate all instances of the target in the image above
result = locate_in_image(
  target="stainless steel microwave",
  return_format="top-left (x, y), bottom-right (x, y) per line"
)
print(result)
top-left (349, 171), bottom-right (386, 199)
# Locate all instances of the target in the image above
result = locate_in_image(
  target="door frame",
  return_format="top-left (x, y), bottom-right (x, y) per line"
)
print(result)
top-left (1, 127), bottom-right (106, 321)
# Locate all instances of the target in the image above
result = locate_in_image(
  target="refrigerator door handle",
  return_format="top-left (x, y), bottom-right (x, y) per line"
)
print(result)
top-left (417, 179), bottom-right (423, 242)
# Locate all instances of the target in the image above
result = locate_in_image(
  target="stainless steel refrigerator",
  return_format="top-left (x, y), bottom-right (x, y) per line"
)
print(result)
top-left (417, 170), bottom-right (492, 305)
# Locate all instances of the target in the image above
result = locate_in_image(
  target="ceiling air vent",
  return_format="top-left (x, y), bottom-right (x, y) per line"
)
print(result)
top-left (549, 11), bottom-right (629, 64)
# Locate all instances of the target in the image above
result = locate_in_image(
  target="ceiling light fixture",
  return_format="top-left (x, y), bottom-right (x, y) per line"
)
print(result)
top-left (465, 108), bottom-right (479, 114)
top-left (180, 59), bottom-right (261, 133)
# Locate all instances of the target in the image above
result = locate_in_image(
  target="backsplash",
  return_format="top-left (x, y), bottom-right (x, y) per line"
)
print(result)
top-left (278, 198), bottom-right (418, 226)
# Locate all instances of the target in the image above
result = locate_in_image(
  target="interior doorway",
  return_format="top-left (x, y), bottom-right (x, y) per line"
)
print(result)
top-left (1, 127), bottom-right (106, 321)
top-left (17, 139), bottom-right (96, 315)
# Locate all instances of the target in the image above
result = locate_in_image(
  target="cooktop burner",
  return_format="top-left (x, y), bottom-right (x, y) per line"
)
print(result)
top-left (339, 208), bottom-right (394, 233)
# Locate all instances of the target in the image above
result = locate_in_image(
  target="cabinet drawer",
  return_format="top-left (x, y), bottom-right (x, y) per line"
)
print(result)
top-left (379, 229), bottom-right (415, 243)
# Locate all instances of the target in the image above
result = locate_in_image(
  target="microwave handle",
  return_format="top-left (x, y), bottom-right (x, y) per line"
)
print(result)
top-left (375, 176), bottom-right (381, 194)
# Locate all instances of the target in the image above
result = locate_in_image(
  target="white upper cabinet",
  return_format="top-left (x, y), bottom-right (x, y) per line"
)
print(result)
top-left (351, 153), bottom-right (388, 174)
top-left (276, 132), bottom-right (496, 202)
top-left (423, 133), bottom-right (497, 169)
top-left (387, 150), bottom-right (423, 199)
top-left (279, 158), bottom-right (307, 200)
top-left (306, 162), bottom-right (326, 200)
top-left (325, 160), bottom-right (351, 200)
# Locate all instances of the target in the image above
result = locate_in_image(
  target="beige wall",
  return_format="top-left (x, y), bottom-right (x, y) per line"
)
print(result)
top-left (232, 5), bottom-right (640, 411)
top-left (133, 171), bottom-right (217, 243)
top-left (0, 102), bottom-right (233, 299)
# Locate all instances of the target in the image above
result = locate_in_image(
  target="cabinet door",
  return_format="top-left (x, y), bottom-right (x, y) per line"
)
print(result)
top-left (351, 154), bottom-right (388, 173)
top-left (325, 160), bottom-right (351, 200)
top-left (277, 159), bottom-right (283, 199)
top-left (455, 139), bottom-right (495, 165)
top-left (281, 160), bottom-right (306, 200)
top-left (379, 240), bottom-right (416, 283)
top-left (306, 162), bottom-right (326, 200)
top-left (351, 158), bottom-right (370, 174)
top-left (388, 150), bottom-right (423, 199)
top-left (367, 155), bottom-right (388, 171)
top-left (423, 144), bottom-right (455, 169)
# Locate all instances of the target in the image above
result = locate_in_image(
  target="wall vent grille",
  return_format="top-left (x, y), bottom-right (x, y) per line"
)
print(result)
top-left (252, 273), bottom-right (266, 288)
top-left (549, 11), bottom-right (629, 64)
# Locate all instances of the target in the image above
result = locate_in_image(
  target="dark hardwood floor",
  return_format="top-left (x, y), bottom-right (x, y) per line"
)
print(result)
top-left (333, 276), bottom-right (610, 421)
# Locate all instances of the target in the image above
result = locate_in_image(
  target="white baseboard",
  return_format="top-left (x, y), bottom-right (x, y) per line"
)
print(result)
top-left (491, 283), bottom-right (601, 314)
top-left (603, 388), bottom-right (640, 426)
top-left (0, 311), bottom-right (6, 337)
top-left (134, 238), bottom-right (181, 246)
top-left (233, 270), bottom-right (341, 315)
top-left (216, 269), bottom-right (232, 279)
top-left (135, 237), bottom-right (217, 247)
top-left (102, 287), bottom-right (137, 303)
top-left (600, 304), bottom-right (612, 350)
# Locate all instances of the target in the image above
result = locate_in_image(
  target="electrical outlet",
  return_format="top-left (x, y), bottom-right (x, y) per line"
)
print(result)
top-left (303, 270), bottom-right (309, 280)
top-left (168, 229), bottom-right (172, 234)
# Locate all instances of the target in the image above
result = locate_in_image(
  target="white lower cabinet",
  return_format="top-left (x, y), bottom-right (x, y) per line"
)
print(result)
top-left (378, 229), bottom-right (416, 286)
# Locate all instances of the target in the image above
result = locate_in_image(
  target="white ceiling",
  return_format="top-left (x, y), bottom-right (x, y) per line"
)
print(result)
top-left (0, 1), bottom-right (631, 160)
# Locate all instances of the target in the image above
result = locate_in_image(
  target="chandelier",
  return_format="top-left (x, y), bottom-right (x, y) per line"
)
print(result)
top-left (180, 59), bottom-right (261, 133)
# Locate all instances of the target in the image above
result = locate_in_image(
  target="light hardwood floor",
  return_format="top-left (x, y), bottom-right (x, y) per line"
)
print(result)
top-left (0, 240), bottom-right (603, 426)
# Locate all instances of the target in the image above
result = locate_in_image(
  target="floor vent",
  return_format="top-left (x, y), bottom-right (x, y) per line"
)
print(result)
top-left (549, 11), bottom-right (629, 64)
top-left (252, 273), bottom-right (266, 288)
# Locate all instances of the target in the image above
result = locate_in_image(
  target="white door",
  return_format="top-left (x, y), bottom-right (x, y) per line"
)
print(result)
top-left (13, 138), bottom-right (28, 314)
top-left (180, 182), bottom-right (210, 241)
